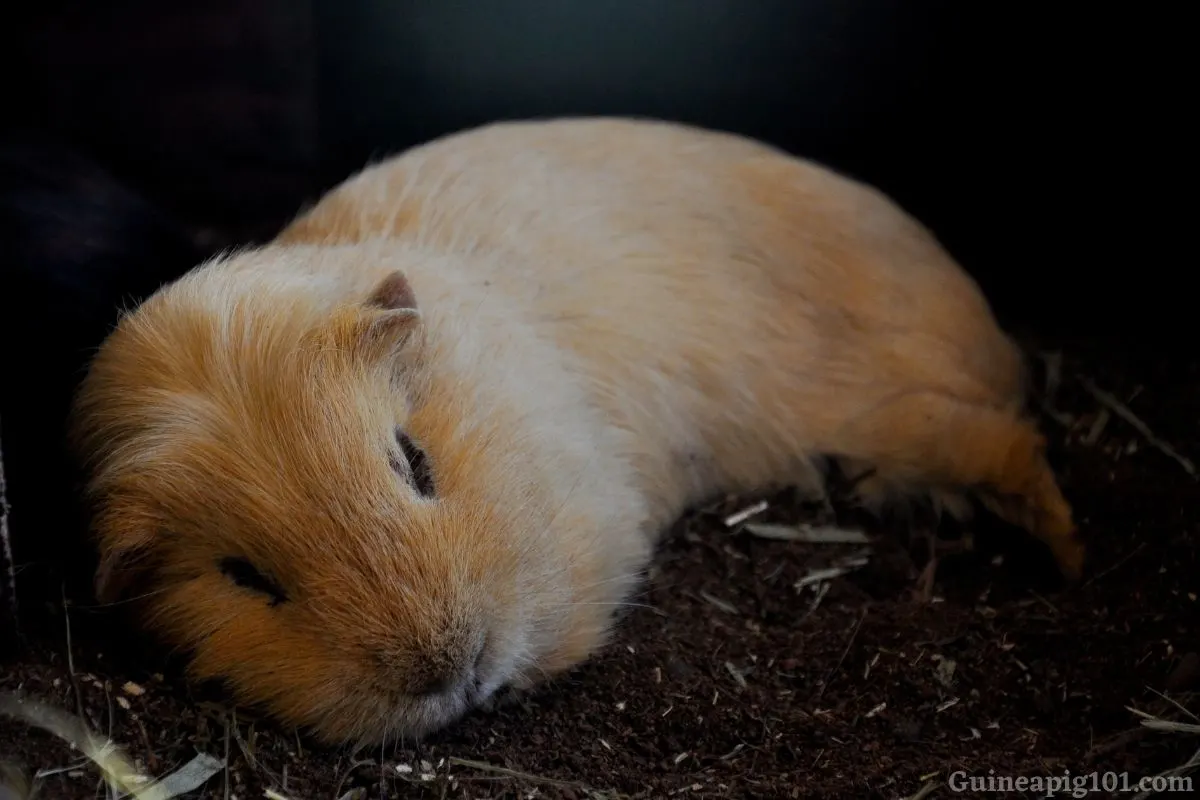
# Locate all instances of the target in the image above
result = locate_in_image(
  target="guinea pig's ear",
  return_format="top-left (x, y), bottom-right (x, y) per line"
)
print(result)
top-left (354, 271), bottom-right (422, 357)
top-left (368, 270), bottom-right (419, 313)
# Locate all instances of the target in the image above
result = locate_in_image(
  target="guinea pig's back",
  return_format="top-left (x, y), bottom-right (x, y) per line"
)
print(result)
top-left (279, 117), bottom-right (1027, 513)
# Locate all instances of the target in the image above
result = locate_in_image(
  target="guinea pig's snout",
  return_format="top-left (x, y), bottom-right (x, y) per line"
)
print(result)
top-left (408, 672), bottom-right (458, 698)
top-left (402, 629), bottom-right (492, 699)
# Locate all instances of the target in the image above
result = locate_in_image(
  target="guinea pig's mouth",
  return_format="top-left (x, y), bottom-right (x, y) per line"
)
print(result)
top-left (371, 681), bottom-right (498, 743)
top-left (371, 646), bottom-right (538, 742)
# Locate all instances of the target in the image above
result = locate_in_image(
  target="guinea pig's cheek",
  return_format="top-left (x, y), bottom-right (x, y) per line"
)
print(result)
top-left (136, 576), bottom-right (211, 645)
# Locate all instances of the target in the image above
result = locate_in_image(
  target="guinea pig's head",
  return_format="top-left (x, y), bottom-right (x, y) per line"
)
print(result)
top-left (71, 249), bottom-right (558, 746)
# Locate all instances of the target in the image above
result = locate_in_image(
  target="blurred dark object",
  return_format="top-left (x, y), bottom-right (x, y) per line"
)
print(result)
top-left (6, 0), bottom-right (318, 241)
top-left (2, 0), bottom-right (319, 620)
top-left (0, 136), bottom-right (221, 618)
top-left (0, 419), bottom-right (14, 652)
top-left (4, 1), bottom-right (1178, 339)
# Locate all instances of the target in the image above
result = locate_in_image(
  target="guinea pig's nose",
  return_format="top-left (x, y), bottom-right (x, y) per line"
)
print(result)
top-left (409, 673), bottom-right (456, 698)
top-left (406, 631), bottom-right (492, 697)
top-left (408, 644), bottom-right (487, 698)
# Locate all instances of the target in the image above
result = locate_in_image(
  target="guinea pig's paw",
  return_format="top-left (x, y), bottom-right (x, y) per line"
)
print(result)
top-left (831, 457), bottom-right (888, 510)
top-left (929, 487), bottom-right (974, 524)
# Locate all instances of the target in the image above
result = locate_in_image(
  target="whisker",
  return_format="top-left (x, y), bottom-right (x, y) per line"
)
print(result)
top-left (554, 601), bottom-right (660, 611)
top-left (74, 585), bottom-right (172, 610)
top-left (523, 442), bottom-right (599, 554)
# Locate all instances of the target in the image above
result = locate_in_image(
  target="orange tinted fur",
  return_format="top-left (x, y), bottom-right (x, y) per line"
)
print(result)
top-left (72, 117), bottom-right (1081, 746)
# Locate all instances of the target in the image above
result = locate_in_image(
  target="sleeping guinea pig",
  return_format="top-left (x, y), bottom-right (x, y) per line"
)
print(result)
top-left (70, 117), bottom-right (1082, 746)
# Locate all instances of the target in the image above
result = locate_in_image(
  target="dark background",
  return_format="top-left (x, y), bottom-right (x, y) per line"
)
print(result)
top-left (6, 0), bottom-right (1177, 329)
top-left (0, 0), bottom-right (1177, 624)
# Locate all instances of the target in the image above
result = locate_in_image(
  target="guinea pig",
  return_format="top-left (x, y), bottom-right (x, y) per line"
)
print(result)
top-left (0, 134), bottom-right (217, 612)
top-left (70, 117), bottom-right (1082, 747)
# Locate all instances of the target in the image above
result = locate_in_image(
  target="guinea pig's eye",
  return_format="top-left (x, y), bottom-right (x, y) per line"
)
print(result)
top-left (218, 557), bottom-right (288, 606)
top-left (392, 428), bottom-right (436, 497)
